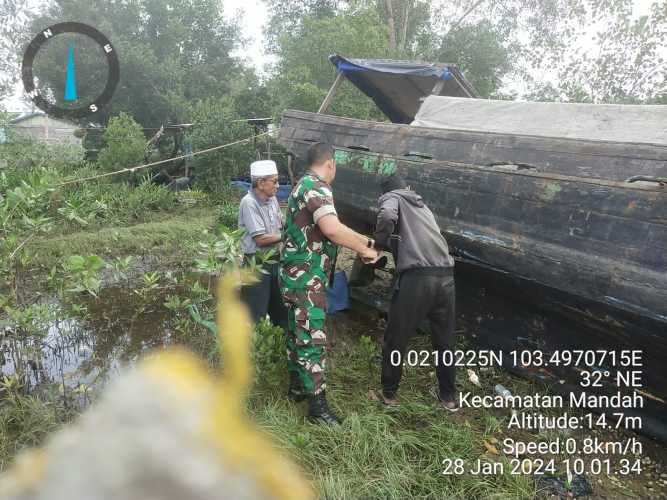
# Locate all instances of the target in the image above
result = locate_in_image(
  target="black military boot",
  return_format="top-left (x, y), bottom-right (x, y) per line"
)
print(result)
top-left (307, 391), bottom-right (342, 425)
top-left (287, 371), bottom-right (307, 402)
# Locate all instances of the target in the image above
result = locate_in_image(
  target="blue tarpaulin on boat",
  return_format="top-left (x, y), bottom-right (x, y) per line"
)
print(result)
top-left (328, 54), bottom-right (476, 124)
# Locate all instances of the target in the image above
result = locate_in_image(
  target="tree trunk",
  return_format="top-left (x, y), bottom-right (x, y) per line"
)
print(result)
top-left (400, 0), bottom-right (412, 52)
top-left (384, 0), bottom-right (397, 52)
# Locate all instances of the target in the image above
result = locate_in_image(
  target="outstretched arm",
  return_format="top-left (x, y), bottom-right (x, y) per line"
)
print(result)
top-left (317, 214), bottom-right (374, 257)
top-left (305, 182), bottom-right (378, 262)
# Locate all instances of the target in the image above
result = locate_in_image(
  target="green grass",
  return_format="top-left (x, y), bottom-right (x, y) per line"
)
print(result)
top-left (248, 320), bottom-right (536, 500)
top-left (25, 207), bottom-right (215, 268)
top-left (0, 385), bottom-right (72, 472)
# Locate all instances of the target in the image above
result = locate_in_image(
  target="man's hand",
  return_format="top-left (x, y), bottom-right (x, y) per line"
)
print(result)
top-left (319, 215), bottom-right (380, 257)
top-left (359, 246), bottom-right (379, 264)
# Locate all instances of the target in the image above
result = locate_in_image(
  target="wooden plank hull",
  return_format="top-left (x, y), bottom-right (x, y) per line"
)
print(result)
top-left (281, 110), bottom-right (667, 182)
top-left (279, 110), bottom-right (667, 439)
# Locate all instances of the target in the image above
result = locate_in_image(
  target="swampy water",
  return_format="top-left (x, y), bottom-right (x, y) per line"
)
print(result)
top-left (0, 284), bottom-right (178, 400)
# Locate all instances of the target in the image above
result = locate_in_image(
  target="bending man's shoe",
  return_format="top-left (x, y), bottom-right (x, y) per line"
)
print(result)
top-left (307, 391), bottom-right (342, 425)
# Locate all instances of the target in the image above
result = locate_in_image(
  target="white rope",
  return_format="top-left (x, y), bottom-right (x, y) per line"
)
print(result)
top-left (58, 130), bottom-right (271, 186)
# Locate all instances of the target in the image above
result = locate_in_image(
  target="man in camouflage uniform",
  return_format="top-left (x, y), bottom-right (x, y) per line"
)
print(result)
top-left (280, 142), bottom-right (379, 424)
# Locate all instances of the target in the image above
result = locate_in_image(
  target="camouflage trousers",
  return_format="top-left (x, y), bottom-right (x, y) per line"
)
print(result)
top-left (282, 288), bottom-right (328, 397)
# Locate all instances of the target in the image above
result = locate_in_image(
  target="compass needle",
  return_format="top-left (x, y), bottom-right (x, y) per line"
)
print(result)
top-left (64, 44), bottom-right (77, 102)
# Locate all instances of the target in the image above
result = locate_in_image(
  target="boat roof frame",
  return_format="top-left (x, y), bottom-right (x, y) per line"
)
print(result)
top-left (317, 54), bottom-right (477, 123)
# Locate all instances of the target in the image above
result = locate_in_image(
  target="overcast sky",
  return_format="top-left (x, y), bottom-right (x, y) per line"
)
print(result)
top-left (225, 0), bottom-right (660, 72)
top-left (2, 0), bottom-right (661, 111)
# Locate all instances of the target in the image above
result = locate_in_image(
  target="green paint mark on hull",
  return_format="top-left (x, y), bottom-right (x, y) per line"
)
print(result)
top-left (333, 148), bottom-right (402, 176)
top-left (542, 182), bottom-right (562, 201)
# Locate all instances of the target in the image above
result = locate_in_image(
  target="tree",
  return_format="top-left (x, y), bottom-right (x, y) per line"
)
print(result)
top-left (526, 1), bottom-right (667, 102)
top-left (432, 21), bottom-right (514, 98)
top-left (369, 0), bottom-right (432, 56)
top-left (266, 6), bottom-right (391, 120)
top-left (429, 0), bottom-right (666, 103)
top-left (96, 112), bottom-right (146, 177)
top-left (263, 1), bottom-right (515, 116)
top-left (263, 0), bottom-right (342, 54)
top-left (0, 0), bottom-right (33, 103)
top-left (20, 0), bottom-right (245, 126)
top-left (185, 98), bottom-right (256, 190)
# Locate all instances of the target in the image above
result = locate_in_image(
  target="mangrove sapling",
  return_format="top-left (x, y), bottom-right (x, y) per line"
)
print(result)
top-left (57, 200), bottom-right (93, 227)
top-left (138, 272), bottom-right (161, 295)
top-left (1, 303), bottom-right (56, 389)
top-left (188, 280), bottom-right (210, 302)
top-left (123, 177), bottom-right (176, 219)
top-left (164, 295), bottom-right (193, 315)
top-left (185, 303), bottom-right (220, 365)
top-left (107, 256), bottom-right (135, 285)
top-left (62, 255), bottom-right (106, 298)
top-left (1, 181), bottom-right (54, 234)
top-left (192, 227), bottom-right (246, 291)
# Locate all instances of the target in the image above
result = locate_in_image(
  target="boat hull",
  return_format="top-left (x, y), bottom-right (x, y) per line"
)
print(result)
top-left (280, 109), bottom-right (667, 182)
top-left (279, 110), bottom-right (667, 439)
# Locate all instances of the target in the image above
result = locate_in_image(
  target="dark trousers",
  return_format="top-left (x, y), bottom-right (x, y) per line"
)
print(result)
top-left (240, 260), bottom-right (288, 331)
top-left (381, 267), bottom-right (457, 399)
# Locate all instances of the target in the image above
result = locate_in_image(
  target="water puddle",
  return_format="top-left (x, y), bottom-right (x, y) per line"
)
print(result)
top-left (1, 284), bottom-right (180, 399)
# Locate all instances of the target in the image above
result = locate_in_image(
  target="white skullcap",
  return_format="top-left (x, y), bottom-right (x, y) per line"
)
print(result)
top-left (250, 160), bottom-right (278, 177)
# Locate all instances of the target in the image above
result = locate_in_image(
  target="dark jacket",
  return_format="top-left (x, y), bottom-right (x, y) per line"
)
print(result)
top-left (374, 188), bottom-right (454, 274)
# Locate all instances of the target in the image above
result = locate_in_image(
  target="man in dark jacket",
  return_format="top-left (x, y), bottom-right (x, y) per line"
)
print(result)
top-left (372, 174), bottom-right (458, 411)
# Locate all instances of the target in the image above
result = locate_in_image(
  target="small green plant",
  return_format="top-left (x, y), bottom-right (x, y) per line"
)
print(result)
top-left (0, 179), bottom-right (54, 233)
top-left (56, 198), bottom-right (104, 227)
top-left (185, 303), bottom-right (220, 365)
top-left (162, 271), bottom-right (179, 286)
top-left (244, 248), bottom-right (278, 278)
top-left (289, 431), bottom-right (312, 450)
top-left (188, 280), bottom-right (211, 300)
top-left (1, 304), bottom-right (56, 383)
top-left (164, 294), bottom-right (193, 313)
top-left (0, 382), bottom-right (70, 470)
top-left (62, 255), bottom-right (106, 297)
top-left (123, 177), bottom-right (175, 218)
top-left (216, 202), bottom-right (239, 230)
top-left (252, 318), bottom-right (286, 384)
top-left (0, 374), bottom-right (24, 396)
top-left (193, 228), bottom-right (246, 290)
top-left (134, 271), bottom-right (162, 300)
top-left (107, 256), bottom-right (135, 283)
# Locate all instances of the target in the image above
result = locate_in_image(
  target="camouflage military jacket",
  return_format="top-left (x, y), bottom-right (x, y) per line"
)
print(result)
top-left (280, 172), bottom-right (338, 291)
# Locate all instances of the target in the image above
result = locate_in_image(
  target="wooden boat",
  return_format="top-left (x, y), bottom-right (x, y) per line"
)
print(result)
top-left (279, 55), bottom-right (667, 440)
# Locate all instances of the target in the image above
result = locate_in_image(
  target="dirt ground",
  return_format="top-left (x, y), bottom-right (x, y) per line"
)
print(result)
top-left (334, 247), bottom-right (667, 499)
